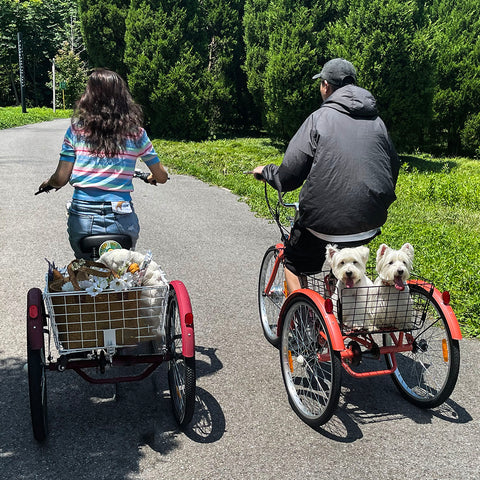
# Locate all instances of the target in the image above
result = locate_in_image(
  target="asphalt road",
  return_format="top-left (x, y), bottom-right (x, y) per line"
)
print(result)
top-left (1, 119), bottom-right (479, 480)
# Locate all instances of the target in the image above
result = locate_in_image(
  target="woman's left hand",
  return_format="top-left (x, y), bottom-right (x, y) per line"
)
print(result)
top-left (147, 174), bottom-right (157, 185)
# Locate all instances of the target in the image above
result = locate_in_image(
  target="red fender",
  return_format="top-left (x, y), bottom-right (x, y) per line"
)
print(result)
top-left (278, 289), bottom-right (346, 351)
top-left (408, 280), bottom-right (463, 340)
top-left (169, 280), bottom-right (195, 357)
top-left (27, 288), bottom-right (45, 350)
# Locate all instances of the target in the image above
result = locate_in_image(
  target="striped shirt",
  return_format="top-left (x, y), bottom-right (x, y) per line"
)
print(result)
top-left (60, 125), bottom-right (160, 201)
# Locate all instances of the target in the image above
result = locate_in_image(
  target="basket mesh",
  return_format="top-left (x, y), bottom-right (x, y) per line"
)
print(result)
top-left (44, 285), bottom-right (168, 353)
top-left (305, 271), bottom-right (431, 333)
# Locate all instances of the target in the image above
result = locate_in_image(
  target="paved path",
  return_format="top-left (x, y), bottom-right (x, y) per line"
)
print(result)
top-left (0, 120), bottom-right (479, 479)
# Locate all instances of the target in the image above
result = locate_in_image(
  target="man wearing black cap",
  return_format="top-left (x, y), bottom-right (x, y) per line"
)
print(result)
top-left (253, 58), bottom-right (399, 291)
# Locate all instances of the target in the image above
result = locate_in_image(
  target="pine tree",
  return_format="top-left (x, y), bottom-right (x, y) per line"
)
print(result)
top-left (78, 0), bottom-right (130, 77)
top-left (427, 0), bottom-right (480, 155)
top-left (327, 0), bottom-right (434, 152)
top-left (125, 0), bottom-right (213, 139)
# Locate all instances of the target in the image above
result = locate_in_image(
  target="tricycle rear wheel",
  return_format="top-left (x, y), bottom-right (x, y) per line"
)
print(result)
top-left (166, 288), bottom-right (195, 427)
top-left (384, 283), bottom-right (460, 408)
top-left (280, 296), bottom-right (341, 428)
top-left (27, 288), bottom-right (48, 442)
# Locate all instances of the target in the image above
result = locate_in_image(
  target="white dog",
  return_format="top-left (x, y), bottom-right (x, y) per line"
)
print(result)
top-left (326, 244), bottom-right (374, 330)
top-left (373, 243), bottom-right (415, 329)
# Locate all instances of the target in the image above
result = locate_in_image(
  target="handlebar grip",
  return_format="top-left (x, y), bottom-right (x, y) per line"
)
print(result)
top-left (133, 170), bottom-right (156, 185)
top-left (243, 170), bottom-right (264, 181)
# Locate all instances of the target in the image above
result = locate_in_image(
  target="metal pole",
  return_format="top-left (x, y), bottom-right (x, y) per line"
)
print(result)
top-left (52, 59), bottom-right (56, 113)
top-left (17, 32), bottom-right (27, 113)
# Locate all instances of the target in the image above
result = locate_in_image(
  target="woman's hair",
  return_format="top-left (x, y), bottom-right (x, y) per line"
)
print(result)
top-left (73, 69), bottom-right (143, 157)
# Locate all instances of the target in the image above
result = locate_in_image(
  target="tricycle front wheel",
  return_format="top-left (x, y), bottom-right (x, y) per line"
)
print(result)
top-left (258, 246), bottom-right (285, 348)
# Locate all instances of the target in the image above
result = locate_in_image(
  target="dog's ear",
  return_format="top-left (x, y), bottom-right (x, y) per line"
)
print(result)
top-left (359, 246), bottom-right (370, 265)
top-left (401, 243), bottom-right (414, 260)
top-left (376, 244), bottom-right (388, 262)
top-left (326, 244), bottom-right (338, 261)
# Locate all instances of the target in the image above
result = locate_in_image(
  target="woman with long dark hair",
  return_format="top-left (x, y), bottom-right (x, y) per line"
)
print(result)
top-left (39, 69), bottom-right (168, 258)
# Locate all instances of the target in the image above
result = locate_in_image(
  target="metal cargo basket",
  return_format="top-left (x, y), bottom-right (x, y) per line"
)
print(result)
top-left (306, 272), bottom-right (432, 334)
top-left (44, 284), bottom-right (169, 354)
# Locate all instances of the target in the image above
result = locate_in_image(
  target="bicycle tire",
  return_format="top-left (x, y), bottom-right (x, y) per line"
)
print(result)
top-left (384, 283), bottom-right (460, 408)
top-left (280, 296), bottom-right (342, 427)
top-left (258, 246), bottom-right (285, 348)
top-left (166, 288), bottom-right (196, 427)
top-left (27, 346), bottom-right (48, 442)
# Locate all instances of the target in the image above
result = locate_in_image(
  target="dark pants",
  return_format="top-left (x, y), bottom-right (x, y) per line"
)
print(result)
top-left (284, 224), bottom-right (379, 276)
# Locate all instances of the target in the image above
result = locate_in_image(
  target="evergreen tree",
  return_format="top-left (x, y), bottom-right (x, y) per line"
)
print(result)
top-left (244, 0), bottom-right (341, 140)
top-left (327, 0), bottom-right (434, 152)
top-left (78, 0), bottom-right (129, 77)
top-left (51, 41), bottom-right (88, 109)
top-left (427, 0), bottom-right (480, 155)
top-left (125, 0), bottom-right (212, 140)
top-left (203, 0), bottom-right (253, 133)
top-left (243, 0), bottom-right (271, 128)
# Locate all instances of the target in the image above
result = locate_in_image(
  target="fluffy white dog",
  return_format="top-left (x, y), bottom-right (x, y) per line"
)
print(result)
top-left (373, 243), bottom-right (415, 329)
top-left (99, 249), bottom-right (168, 339)
top-left (326, 244), bottom-right (374, 330)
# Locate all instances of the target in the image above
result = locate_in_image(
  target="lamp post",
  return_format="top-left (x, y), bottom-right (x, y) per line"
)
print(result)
top-left (52, 59), bottom-right (56, 113)
top-left (17, 32), bottom-right (27, 113)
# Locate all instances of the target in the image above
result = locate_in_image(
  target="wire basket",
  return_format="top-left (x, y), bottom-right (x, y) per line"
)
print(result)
top-left (44, 284), bottom-right (169, 354)
top-left (305, 272), bottom-right (431, 333)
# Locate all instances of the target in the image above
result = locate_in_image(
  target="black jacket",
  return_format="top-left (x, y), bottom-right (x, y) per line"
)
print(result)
top-left (262, 85), bottom-right (399, 235)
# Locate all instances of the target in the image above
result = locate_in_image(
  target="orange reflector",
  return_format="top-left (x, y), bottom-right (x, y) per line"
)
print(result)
top-left (442, 339), bottom-right (449, 362)
top-left (29, 305), bottom-right (38, 319)
top-left (442, 291), bottom-right (450, 305)
top-left (325, 298), bottom-right (333, 314)
top-left (284, 280), bottom-right (288, 297)
top-left (185, 312), bottom-right (194, 326)
top-left (288, 350), bottom-right (294, 373)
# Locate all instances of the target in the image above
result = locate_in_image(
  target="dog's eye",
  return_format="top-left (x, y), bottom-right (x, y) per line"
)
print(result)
top-left (389, 261), bottom-right (394, 265)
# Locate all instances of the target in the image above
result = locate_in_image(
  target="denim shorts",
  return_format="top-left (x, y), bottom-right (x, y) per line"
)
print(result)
top-left (67, 199), bottom-right (139, 259)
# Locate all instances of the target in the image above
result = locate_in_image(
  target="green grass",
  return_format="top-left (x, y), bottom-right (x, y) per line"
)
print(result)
top-left (0, 106), bottom-right (72, 129)
top-left (153, 138), bottom-right (480, 338)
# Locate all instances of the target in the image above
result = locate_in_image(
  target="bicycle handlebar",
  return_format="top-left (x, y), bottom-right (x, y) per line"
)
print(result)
top-left (245, 169), bottom-right (298, 242)
top-left (35, 170), bottom-right (157, 195)
top-left (133, 170), bottom-right (157, 185)
top-left (34, 184), bottom-right (56, 195)
top-left (243, 170), bottom-right (264, 181)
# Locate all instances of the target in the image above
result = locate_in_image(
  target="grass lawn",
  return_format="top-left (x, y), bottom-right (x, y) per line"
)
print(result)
top-left (0, 106), bottom-right (71, 129)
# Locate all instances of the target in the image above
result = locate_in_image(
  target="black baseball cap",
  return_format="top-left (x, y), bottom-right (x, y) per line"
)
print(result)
top-left (313, 58), bottom-right (357, 86)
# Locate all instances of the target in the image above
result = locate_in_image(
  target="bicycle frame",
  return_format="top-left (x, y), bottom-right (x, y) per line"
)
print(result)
top-left (263, 243), bottom-right (285, 296)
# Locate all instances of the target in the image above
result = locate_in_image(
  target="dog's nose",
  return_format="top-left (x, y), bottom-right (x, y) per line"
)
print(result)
top-left (346, 271), bottom-right (352, 277)
top-left (397, 269), bottom-right (404, 276)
